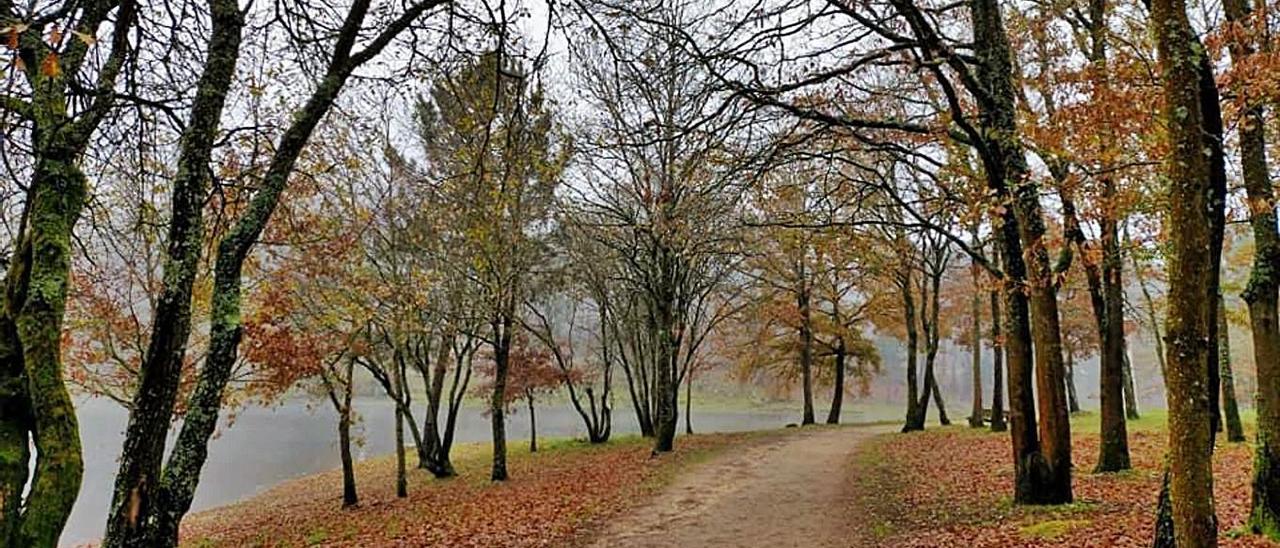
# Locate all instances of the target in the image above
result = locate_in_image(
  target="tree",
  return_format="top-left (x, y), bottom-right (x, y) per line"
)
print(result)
top-left (567, 0), bottom-right (754, 453)
top-left (417, 49), bottom-right (566, 480)
top-left (475, 334), bottom-right (568, 453)
top-left (0, 1), bottom-right (137, 544)
top-left (1150, 0), bottom-right (1229, 541)
top-left (103, 0), bottom-right (454, 543)
top-left (1221, 0), bottom-right (1280, 533)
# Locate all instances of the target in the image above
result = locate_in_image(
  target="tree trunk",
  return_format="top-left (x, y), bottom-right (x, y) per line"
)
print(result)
top-left (990, 258), bottom-right (1007, 433)
top-left (2, 157), bottom-right (88, 548)
top-left (798, 269), bottom-right (816, 426)
top-left (968, 0), bottom-right (1073, 504)
top-left (1219, 296), bottom-right (1245, 443)
top-left (828, 345), bottom-right (846, 424)
top-left (0, 5), bottom-right (137, 545)
top-left (685, 368), bottom-right (694, 434)
top-left (395, 400), bottom-right (407, 498)
top-left (1150, 0), bottom-right (1227, 539)
top-left (1096, 174), bottom-right (1131, 472)
top-left (338, 403), bottom-right (358, 508)
top-left (1122, 342), bottom-right (1140, 420)
top-left (528, 393), bottom-right (538, 453)
top-left (0, 312), bottom-right (28, 546)
top-left (1064, 346), bottom-right (1080, 414)
top-left (652, 278), bottom-right (680, 453)
top-left (491, 317), bottom-right (512, 480)
top-left (924, 258), bottom-right (949, 427)
top-left (929, 371), bottom-right (950, 426)
top-left (969, 253), bottom-right (984, 428)
top-left (103, 2), bottom-right (245, 543)
top-left (1219, 0), bottom-right (1280, 535)
top-left (900, 260), bottom-right (923, 432)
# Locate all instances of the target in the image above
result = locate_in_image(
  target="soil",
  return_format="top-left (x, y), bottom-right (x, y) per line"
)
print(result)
top-left (585, 424), bottom-right (895, 547)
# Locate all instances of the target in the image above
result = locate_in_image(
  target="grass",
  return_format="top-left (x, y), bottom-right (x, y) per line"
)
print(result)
top-left (1019, 519), bottom-right (1091, 540)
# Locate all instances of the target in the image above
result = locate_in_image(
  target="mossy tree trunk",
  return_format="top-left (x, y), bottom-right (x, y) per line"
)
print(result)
top-left (1219, 0), bottom-right (1280, 536)
top-left (971, 0), bottom-right (1074, 503)
top-left (1150, 0), bottom-right (1229, 540)
top-left (876, 0), bottom-right (1075, 504)
top-left (0, 2), bottom-right (135, 545)
top-left (102, 1), bottom-right (245, 544)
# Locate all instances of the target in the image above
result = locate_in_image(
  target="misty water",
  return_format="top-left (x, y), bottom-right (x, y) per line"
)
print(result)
top-left (63, 396), bottom-right (867, 546)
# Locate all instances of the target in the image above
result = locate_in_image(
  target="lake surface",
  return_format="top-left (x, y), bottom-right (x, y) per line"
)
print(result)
top-left (63, 396), bottom-right (883, 546)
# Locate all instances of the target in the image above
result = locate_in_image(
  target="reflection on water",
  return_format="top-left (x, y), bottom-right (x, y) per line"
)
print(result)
top-left (64, 396), bottom-right (858, 546)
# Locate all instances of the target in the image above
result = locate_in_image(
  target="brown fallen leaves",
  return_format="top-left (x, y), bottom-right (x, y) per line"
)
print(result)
top-left (180, 433), bottom-right (764, 547)
top-left (845, 419), bottom-right (1276, 547)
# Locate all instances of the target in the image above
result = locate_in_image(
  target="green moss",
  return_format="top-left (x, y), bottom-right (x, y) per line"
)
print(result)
top-left (870, 521), bottom-right (894, 538)
top-left (1019, 519), bottom-right (1090, 540)
top-left (304, 527), bottom-right (328, 545)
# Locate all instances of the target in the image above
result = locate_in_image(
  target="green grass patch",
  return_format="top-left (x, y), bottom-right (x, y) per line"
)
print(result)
top-left (303, 527), bottom-right (329, 546)
top-left (1019, 519), bottom-right (1090, 540)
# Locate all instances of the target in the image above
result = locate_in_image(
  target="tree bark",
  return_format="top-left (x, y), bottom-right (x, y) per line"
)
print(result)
top-left (970, 0), bottom-right (1074, 503)
top-left (104, 2), bottom-right (450, 544)
top-left (1219, 296), bottom-right (1245, 443)
top-left (828, 344), bottom-right (846, 425)
top-left (1096, 179), bottom-right (1131, 472)
top-left (1064, 346), bottom-right (1080, 414)
top-left (798, 266), bottom-right (816, 426)
top-left (969, 250), bottom-right (985, 428)
top-left (685, 367), bottom-right (694, 434)
top-left (491, 316), bottom-right (512, 480)
top-left (1150, 0), bottom-right (1227, 540)
top-left (651, 269), bottom-right (680, 453)
top-left (990, 253), bottom-right (1007, 433)
top-left (899, 258), bottom-right (923, 433)
top-left (338, 395), bottom-right (358, 507)
top-left (528, 393), bottom-right (538, 453)
top-left (1122, 342), bottom-right (1140, 420)
top-left (394, 387), bottom-right (407, 498)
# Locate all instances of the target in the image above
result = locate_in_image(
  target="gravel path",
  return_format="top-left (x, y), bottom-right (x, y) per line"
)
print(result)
top-left (586, 424), bottom-right (896, 548)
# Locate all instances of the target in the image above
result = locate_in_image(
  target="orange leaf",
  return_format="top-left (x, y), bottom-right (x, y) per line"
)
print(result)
top-left (40, 53), bottom-right (59, 77)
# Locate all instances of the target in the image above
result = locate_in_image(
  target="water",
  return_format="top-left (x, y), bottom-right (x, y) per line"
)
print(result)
top-left (63, 396), bottom-right (840, 546)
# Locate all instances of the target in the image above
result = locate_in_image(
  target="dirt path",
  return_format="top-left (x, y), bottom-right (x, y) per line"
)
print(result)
top-left (586, 424), bottom-right (895, 548)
